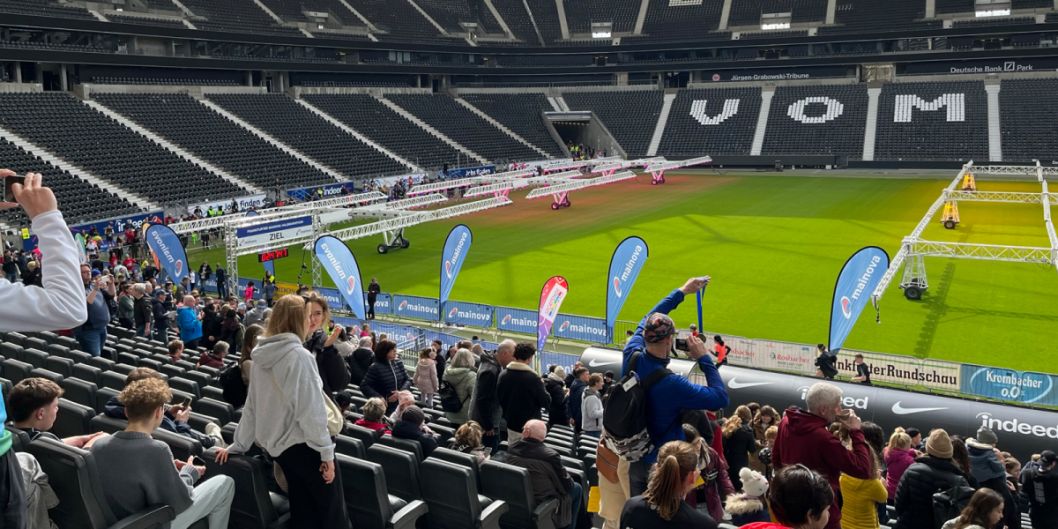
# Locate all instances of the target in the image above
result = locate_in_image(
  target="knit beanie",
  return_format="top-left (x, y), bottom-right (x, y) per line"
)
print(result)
top-left (402, 405), bottom-right (425, 426)
top-left (926, 429), bottom-right (954, 459)
top-left (739, 467), bottom-right (769, 498)
top-left (975, 426), bottom-right (999, 447)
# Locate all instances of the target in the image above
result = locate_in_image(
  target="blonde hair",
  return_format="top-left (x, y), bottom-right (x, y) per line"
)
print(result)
top-left (765, 425), bottom-right (779, 442)
top-left (722, 414), bottom-right (744, 438)
top-left (644, 441), bottom-right (698, 521)
top-left (455, 421), bottom-right (483, 448)
top-left (361, 397), bottom-right (387, 423)
top-left (266, 295), bottom-right (308, 339)
top-left (888, 430), bottom-right (912, 451)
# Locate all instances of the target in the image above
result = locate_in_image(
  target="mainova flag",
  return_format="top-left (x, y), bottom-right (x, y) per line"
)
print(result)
top-left (605, 236), bottom-right (648, 337)
top-left (537, 276), bottom-right (569, 352)
top-left (145, 224), bottom-right (189, 284)
top-left (314, 235), bottom-right (366, 320)
top-left (439, 224), bottom-right (473, 310)
top-left (829, 246), bottom-right (890, 354)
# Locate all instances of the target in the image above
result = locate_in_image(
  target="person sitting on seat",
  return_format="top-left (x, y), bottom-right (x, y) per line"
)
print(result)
top-left (449, 420), bottom-right (488, 464)
top-left (91, 377), bottom-right (235, 529)
top-left (505, 419), bottom-right (585, 529)
top-left (353, 397), bottom-right (390, 435)
top-left (390, 406), bottom-right (438, 458)
top-left (168, 339), bottom-right (185, 363)
top-left (104, 367), bottom-right (224, 449)
top-left (197, 341), bottom-right (228, 369)
top-left (7, 378), bottom-right (107, 447)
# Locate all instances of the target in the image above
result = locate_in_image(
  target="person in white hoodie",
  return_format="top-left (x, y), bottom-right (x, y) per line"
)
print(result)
top-left (581, 373), bottom-right (605, 438)
top-left (214, 294), bottom-right (350, 529)
top-left (0, 169), bottom-right (89, 529)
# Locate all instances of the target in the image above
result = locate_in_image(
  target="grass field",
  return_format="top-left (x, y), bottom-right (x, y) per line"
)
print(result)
top-left (187, 170), bottom-right (1058, 372)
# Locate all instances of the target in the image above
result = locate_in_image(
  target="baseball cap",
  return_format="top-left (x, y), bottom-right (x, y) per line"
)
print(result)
top-left (643, 313), bottom-right (677, 344)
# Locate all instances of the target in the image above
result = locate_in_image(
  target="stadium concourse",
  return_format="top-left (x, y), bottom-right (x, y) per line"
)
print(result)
top-left (4, 0), bottom-right (1058, 528)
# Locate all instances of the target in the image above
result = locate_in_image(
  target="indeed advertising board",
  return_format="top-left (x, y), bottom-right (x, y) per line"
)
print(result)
top-left (961, 365), bottom-right (1058, 407)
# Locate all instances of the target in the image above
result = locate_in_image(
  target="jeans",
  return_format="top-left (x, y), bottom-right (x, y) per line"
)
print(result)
top-left (171, 475), bottom-right (235, 529)
top-left (75, 327), bottom-right (106, 357)
top-left (153, 322), bottom-right (168, 343)
top-left (564, 481), bottom-right (584, 529)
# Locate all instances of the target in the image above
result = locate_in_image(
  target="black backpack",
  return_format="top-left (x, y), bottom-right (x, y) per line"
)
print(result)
top-left (219, 364), bottom-right (247, 408)
top-left (602, 351), bottom-right (671, 462)
top-left (931, 481), bottom-right (976, 529)
top-left (438, 381), bottom-right (466, 413)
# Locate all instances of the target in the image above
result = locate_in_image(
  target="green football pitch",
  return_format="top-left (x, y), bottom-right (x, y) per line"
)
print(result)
top-left (186, 170), bottom-right (1058, 372)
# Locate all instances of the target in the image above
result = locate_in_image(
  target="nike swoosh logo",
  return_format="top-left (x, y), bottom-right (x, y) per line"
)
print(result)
top-left (588, 359), bottom-right (617, 368)
top-left (891, 402), bottom-right (948, 415)
top-left (727, 379), bottom-right (770, 389)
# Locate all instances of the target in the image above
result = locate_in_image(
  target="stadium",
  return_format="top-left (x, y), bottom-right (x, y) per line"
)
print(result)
top-left (1, 0), bottom-right (1058, 528)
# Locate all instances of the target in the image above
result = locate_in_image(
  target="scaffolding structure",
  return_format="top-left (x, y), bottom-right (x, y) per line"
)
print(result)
top-left (871, 160), bottom-right (1058, 305)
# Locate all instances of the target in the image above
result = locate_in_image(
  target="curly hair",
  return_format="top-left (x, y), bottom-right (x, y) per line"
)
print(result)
top-left (120, 378), bottom-right (172, 422)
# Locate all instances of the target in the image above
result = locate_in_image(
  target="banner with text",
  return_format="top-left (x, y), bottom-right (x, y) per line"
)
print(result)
top-left (537, 276), bottom-right (568, 352)
top-left (439, 224), bottom-right (472, 310)
top-left (960, 365), bottom-right (1058, 406)
top-left (145, 224), bottom-right (189, 284)
top-left (236, 216), bottom-right (313, 249)
top-left (392, 294), bottom-right (440, 321)
top-left (496, 306), bottom-right (539, 335)
top-left (187, 194), bottom-right (266, 215)
top-left (314, 235), bottom-right (367, 320)
top-left (443, 301), bottom-right (494, 327)
top-left (286, 182), bottom-right (358, 202)
top-left (606, 236), bottom-right (648, 338)
top-left (443, 165), bottom-right (495, 179)
top-left (828, 246), bottom-right (889, 354)
top-left (553, 314), bottom-right (610, 343)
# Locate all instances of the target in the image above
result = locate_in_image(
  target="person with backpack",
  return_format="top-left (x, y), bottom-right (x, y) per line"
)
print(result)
top-left (1021, 450), bottom-right (1058, 528)
top-left (893, 429), bottom-right (973, 529)
top-left (612, 277), bottom-right (728, 497)
top-left (966, 428), bottom-right (1020, 529)
top-left (441, 348), bottom-right (476, 425)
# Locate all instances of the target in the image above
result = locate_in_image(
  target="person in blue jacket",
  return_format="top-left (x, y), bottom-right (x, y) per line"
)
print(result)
top-left (623, 276), bottom-right (729, 497)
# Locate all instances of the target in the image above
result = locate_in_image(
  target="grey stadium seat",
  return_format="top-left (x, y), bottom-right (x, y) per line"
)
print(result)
top-left (420, 457), bottom-right (507, 529)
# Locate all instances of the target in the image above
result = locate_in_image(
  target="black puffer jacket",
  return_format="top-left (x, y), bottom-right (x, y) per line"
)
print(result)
top-left (360, 358), bottom-right (411, 412)
top-left (544, 377), bottom-right (568, 426)
top-left (894, 456), bottom-right (970, 529)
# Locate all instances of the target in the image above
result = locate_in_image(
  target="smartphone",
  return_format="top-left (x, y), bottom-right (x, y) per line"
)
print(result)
top-left (2, 174), bottom-right (25, 203)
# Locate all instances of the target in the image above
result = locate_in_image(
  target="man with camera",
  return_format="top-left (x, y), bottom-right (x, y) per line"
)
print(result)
top-left (622, 276), bottom-right (729, 496)
top-left (0, 169), bottom-right (90, 529)
top-left (75, 263), bottom-right (115, 357)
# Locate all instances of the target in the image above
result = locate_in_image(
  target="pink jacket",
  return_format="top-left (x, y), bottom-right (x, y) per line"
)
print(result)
top-left (414, 359), bottom-right (438, 394)
top-left (885, 447), bottom-right (917, 499)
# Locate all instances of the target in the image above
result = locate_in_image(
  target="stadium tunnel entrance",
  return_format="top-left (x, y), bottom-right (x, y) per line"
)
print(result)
top-left (547, 111), bottom-right (627, 159)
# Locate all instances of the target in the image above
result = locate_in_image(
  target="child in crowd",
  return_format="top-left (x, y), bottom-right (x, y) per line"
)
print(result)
top-left (413, 348), bottom-right (438, 408)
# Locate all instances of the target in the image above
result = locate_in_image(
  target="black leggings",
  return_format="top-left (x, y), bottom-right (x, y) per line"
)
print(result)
top-left (275, 443), bottom-right (349, 529)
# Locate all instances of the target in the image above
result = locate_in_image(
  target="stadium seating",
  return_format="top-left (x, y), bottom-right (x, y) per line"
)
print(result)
top-left (728, 0), bottom-right (827, 27)
top-left (257, 0), bottom-right (362, 25)
top-left (302, 94), bottom-right (465, 170)
top-left (0, 138), bottom-right (141, 226)
top-left (459, 93), bottom-right (564, 157)
top-left (935, 0), bottom-right (974, 14)
top-left (92, 93), bottom-right (338, 190)
top-left (491, 0), bottom-right (539, 43)
top-left (0, 93), bottom-right (247, 207)
top-left (0, 0), bottom-right (95, 20)
top-left (657, 87), bottom-right (763, 158)
top-left (826, 0), bottom-right (934, 33)
top-left (385, 94), bottom-right (542, 163)
top-left (206, 93), bottom-right (408, 179)
top-left (641, 0), bottom-right (722, 41)
top-left (416, 0), bottom-right (505, 35)
top-left (762, 84), bottom-right (869, 159)
top-left (999, 79), bottom-right (1058, 162)
top-left (106, 14), bottom-right (189, 29)
top-left (561, 90), bottom-right (664, 157)
top-left (524, 0), bottom-right (564, 44)
top-left (179, 0), bottom-right (303, 36)
top-left (563, 0), bottom-right (639, 35)
top-left (345, 0), bottom-right (443, 40)
top-left (875, 81), bottom-right (989, 161)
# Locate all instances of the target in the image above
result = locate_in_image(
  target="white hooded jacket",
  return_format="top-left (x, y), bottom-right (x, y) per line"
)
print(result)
top-left (227, 333), bottom-right (335, 461)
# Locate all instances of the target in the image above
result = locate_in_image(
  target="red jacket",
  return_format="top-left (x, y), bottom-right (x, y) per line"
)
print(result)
top-left (772, 407), bottom-right (873, 529)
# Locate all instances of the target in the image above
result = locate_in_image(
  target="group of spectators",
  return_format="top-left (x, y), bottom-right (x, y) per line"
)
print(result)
top-left (2, 169), bottom-right (1058, 529)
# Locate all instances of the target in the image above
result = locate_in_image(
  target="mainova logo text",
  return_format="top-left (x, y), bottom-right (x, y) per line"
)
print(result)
top-left (558, 319), bottom-right (608, 338)
top-left (501, 314), bottom-right (537, 328)
top-left (398, 300), bottom-right (436, 315)
top-left (448, 306), bottom-right (491, 323)
top-left (612, 244), bottom-right (644, 298)
top-left (444, 231), bottom-right (469, 279)
top-left (977, 412), bottom-right (1058, 439)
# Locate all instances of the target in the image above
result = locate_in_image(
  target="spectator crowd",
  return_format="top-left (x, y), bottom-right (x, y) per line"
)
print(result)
top-left (2, 168), bottom-right (1057, 529)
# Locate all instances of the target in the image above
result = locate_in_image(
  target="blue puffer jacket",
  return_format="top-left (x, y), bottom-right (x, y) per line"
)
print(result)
top-left (623, 289), bottom-right (729, 464)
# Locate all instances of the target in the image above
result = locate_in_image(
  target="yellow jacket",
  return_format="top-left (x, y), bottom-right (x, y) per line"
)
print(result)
top-left (839, 473), bottom-right (888, 529)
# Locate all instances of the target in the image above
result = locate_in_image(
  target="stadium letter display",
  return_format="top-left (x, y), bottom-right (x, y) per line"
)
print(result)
top-left (605, 237), bottom-right (648, 338)
top-left (439, 224), bottom-right (473, 313)
top-left (314, 235), bottom-right (367, 320)
top-left (538, 276), bottom-right (569, 352)
top-left (145, 224), bottom-right (189, 284)
top-left (828, 246), bottom-right (889, 354)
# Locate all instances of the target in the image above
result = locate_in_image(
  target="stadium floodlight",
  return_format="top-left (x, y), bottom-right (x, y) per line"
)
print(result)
top-left (525, 170), bottom-right (637, 210)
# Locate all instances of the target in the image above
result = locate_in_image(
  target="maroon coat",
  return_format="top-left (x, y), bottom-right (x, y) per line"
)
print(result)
top-left (772, 407), bottom-right (873, 529)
